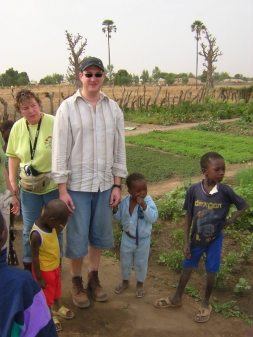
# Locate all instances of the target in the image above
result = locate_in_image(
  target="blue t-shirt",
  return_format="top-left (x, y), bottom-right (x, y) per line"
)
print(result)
top-left (183, 181), bottom-right (247, 247)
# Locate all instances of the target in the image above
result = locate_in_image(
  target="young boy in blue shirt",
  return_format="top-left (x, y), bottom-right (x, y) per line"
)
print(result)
top-left (154, 152), bottom-right (248, 323)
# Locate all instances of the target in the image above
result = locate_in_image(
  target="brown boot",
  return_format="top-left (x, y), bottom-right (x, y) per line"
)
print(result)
top-left (71, 276), bottom-right (90, 308)
top-left (87, 270), bottom-right (108, 302)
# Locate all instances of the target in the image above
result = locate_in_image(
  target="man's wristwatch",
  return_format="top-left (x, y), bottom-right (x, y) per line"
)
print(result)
top-left (113, 184), bottom-right (122, 190)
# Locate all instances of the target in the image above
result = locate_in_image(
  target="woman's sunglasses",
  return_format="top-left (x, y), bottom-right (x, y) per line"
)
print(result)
top-left (83, 73), bottom-right (103, 78)
top-left (16, 90), bottom-right (34, 100)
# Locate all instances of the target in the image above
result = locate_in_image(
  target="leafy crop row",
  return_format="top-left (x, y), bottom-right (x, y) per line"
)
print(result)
top-left (126, 129), bottom-right (253, 163)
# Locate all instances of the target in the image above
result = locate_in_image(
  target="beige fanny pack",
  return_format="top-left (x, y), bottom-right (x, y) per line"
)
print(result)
top-left (19, 171), bottom-right (51, 193)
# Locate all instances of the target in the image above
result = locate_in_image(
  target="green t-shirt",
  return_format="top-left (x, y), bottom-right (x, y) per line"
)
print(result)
top-left (0, 147), bottom-right (6, 193)
top-left (6, 113), bottom-right (57, 195)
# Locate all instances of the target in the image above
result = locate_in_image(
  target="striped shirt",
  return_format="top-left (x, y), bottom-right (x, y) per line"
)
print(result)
top-left (51, 90), bottom-right (127, 192)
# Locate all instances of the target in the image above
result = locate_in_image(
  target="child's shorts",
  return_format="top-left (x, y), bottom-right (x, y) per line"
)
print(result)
top-left (33, 267), bottom-right (61, 306)
top-left (182, 232), bottom-right (223, 273)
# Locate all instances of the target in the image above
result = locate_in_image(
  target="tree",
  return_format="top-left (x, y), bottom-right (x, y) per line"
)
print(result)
top-left (114, 69), bottom-right (132, 86)
top-left (199, 70), bottom-right (208, 83)
top-left (132, 74), bottom-right (139, 85)
top-left (191, 20), bottom-right (206, 88)
top-left (0, 68), bottom-right (29, 86)
top-left (219, 72), bottom-right (230, 81)
top-left (18, 72), bottom-right (30, 86)
top-left (39, 73), bottom-right (64, 85)
top-left (65, 30), bottom-right (87, 89)
top-left (188, 72), bottom-right (195, 78)
top-left (151, 66), bottom-right (161, 82)
top-left (199, 30), bottom-right (223, 88)
top-left (163, 72), bottom-right (176, 85)
top-left (234, 74), bottom-right (244, 80)
top-left (105, 64), bottom-right (115, 85)
top-left (102, 20), bottom-right (117, 71)
top-left (140, 70), bottom-right (150, 84)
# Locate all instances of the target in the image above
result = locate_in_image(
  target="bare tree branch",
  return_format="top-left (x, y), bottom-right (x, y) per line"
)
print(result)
top-left (199, 30), bottom-right (223, 88)
top-left (65, 30), bottom-right (87, 89)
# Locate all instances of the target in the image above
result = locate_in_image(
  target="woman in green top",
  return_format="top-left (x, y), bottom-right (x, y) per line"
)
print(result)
top-left (7, 90), bottom-right (61, 271)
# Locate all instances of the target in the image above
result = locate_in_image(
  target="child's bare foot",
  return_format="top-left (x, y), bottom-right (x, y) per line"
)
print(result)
top-left (115, 280), bottom-right (129, 294)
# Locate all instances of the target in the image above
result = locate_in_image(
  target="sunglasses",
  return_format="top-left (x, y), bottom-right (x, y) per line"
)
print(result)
top-left (16, 90), bottom-right (34, 100)
top-left (83, 73), bottom-right (103, 78)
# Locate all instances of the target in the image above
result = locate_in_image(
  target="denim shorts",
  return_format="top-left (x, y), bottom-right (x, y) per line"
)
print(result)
top-left (65, 189), bottom-right (114, 259)
top-left (182, 232), bottom-right (223, 273)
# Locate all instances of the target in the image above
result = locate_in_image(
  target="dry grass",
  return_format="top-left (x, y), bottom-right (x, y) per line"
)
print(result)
top-left (0, 83), bottom-right (249, 121)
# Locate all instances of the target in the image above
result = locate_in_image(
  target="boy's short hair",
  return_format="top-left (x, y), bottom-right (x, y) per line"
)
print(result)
top-left (126, 172), bottom-right (146, 189)
top-left (44, 199), bottom-right (69, 222)
top-left (200, 152), bottom-right (224, 169)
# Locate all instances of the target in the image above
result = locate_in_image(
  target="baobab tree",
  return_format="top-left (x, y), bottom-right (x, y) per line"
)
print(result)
top-left (102, 20), bottom-right (117, 69)
top-left (191, 20), bottom-right (206, 88)
top-left (199, 30), bottom-right (223, 88)
top-left (65, 30), bottom-right (87, 89)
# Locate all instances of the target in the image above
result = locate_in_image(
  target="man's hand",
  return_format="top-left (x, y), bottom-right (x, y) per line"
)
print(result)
top-left (58, 183), bottom-right (75, 214)
top-left (60, 192), bottom-right (75, 214)
top-left (110, 187), bottom-right (121, 207)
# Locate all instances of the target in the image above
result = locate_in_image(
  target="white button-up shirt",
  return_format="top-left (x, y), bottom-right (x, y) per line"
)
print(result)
top-left (51, 90), bottom-right (127, 192)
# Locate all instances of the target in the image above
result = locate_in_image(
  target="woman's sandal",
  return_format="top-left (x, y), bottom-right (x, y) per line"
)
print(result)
top-left (136, 287), bottom-right (145, 298)
top-left (115, 282), bottom-right (129, 294)
top-left (53, 316), bottom-right (62, 332)
top-left (52, 306), bottom-right (74, 320)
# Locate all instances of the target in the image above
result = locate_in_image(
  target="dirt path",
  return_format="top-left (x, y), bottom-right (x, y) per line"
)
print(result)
top-left (123, 118), bottom-right (239, 137)
top-left (14, 119), bottom-right (252, 337)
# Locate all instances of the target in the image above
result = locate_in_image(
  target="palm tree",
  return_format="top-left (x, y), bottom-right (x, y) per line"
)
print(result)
top-left (191, 20), bottom-right (206, 88)
top-left (102, 20), bottom-right (117, 69)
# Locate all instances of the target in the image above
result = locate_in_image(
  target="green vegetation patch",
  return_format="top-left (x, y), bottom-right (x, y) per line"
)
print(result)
top-left (126, 130), bottom-right (253, 163)
top-left (125, 145), bottom-right (200, 183)
top-left (124, 100), bottom-right (253, 124)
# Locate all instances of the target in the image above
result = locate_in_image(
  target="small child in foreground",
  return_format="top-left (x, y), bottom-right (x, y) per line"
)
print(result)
top-left (154, 152), bottom-right (248, 323)
top-left (113, 173), bottom-right (158, 298)
top-left (0, 210), bottom-right (57, 336)
top-left (30, 199), bottom-right (74, 332)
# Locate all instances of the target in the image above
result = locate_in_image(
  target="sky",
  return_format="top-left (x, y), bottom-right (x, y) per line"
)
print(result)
top-left (1, 0), bottom-right (253, 82)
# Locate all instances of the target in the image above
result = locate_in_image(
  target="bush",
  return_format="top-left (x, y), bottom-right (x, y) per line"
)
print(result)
top-left (157, 250), bottom-right (184, 272)
top-left (156, 185), bottom-right (188, 222)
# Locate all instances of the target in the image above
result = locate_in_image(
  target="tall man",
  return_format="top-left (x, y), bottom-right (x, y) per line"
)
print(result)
top-left (51, 57), bottom-right (127, 308)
